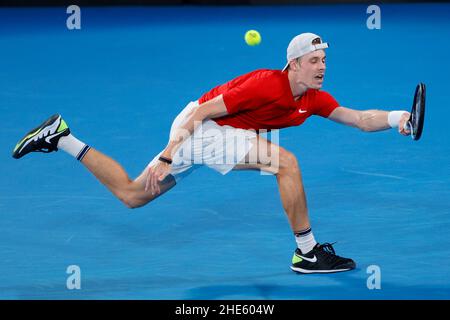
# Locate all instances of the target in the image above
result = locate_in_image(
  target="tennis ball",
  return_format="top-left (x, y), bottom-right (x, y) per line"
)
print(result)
top-left (245, 30), bottom-right (261, 46)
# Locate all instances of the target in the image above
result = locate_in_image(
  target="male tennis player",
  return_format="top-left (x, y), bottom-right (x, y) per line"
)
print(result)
top-left (12, 33), bottom-right (412, 274)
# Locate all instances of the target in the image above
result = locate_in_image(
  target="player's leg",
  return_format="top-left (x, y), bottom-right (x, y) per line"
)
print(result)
top-left (233, 135), bottom-right (355, 274)
top-left (12, 114), bottom-right (176, 209)
top-left (233, 135), bottom-right (311, 232)
top-left (79, 100), bottom-right (200, 207)
top-left (80, 148), bottom-right (176, 208)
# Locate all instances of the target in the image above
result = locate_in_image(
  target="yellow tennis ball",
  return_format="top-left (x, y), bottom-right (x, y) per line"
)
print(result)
top-left (245, 30), bottom-right (261, 46)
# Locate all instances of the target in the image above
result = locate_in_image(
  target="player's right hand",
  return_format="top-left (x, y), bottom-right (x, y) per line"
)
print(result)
top-left (145, 160), bottom-right (172, 195)
top-left (398, 111), bottom-right (411, 136)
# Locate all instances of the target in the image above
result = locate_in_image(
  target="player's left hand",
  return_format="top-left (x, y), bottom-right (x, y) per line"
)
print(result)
top-left (145, 160), bottom-right (171, 195)
top-left (398, 111), bottom-right (411, 136)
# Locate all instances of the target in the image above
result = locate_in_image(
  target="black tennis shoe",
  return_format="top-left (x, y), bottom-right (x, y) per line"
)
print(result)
top-left (12, 114), bottom-right (70, 159)
top-left (291, 243), bottom-right (356, 274)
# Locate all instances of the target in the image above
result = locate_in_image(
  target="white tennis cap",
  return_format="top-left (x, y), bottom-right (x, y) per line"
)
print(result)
top-left (282, 33), bottom-right (329, 71)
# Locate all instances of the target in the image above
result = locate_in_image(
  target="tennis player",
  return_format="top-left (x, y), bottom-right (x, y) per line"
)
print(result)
top-left (12, 33), bottom-right (412, 274)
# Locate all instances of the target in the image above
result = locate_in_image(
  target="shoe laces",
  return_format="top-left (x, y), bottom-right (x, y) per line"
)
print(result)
top-left (316, 242), bottom-right (345, 265)
top-left (319, 242), bottom-right (336, 255)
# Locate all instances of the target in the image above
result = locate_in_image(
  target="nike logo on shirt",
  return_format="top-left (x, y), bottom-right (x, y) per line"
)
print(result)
top-left (298, 109), bottom-right (308, 113)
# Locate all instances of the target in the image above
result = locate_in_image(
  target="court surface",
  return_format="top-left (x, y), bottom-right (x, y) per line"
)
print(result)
top-left (1, 3), bottom-right (449, 299)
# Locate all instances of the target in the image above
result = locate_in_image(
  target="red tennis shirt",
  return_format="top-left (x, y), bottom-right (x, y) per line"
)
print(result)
top-left (198, 69), bottom-right (339, 130)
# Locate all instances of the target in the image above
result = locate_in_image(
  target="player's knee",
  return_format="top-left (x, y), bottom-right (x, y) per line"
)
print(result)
top-left (124, 200), bottom-right (139, 209)
top-left (279, 148), bottom-right (300, 173)
top-left (119, 192), bottom-right (142, 209)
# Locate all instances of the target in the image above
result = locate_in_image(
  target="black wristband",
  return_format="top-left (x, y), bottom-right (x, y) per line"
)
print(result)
top-left (158, 156), bottom-right (172, 164)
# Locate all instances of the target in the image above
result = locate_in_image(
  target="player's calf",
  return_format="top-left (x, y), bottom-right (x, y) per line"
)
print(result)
top-left (12, 114), bottom-right (177, 209)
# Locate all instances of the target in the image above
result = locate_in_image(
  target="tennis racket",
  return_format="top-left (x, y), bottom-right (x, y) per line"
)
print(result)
top-left (404, 83), bottom-right (426, 141)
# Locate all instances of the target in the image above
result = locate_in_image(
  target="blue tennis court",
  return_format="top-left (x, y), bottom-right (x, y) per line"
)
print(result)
top-left (1, 3), bottom-right (449, 299)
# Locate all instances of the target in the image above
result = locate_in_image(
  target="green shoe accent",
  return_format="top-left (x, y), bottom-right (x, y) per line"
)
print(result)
top-left (13, 127), bottom-right (42, 153)
top-left (11, 114), bottom-right (65, 159)
top-left (292, 253), bottom-right (303, 264)
top-left (58, 119), bottom-right (68, 132)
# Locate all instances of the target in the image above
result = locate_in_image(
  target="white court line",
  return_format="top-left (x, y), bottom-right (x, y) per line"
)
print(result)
top-left (341, 168), bottom-right (409, 180)
top-left (65, 234), bottom-right (75, 243)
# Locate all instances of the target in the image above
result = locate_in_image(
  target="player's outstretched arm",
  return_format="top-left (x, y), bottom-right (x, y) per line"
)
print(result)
top-left (328, 106), bottom-right (411, 135)
top-left (145, 95), bottom-right (229, 194)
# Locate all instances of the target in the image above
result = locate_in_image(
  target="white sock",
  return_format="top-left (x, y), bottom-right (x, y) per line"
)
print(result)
top-left (57, 134), bottom-right (91, 161)
top-left (294, 227), bottom-right (317, 254)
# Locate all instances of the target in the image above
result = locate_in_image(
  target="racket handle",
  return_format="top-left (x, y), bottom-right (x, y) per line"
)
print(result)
top-left (403, 120), bottom-right (411, 131)
top-left (403, 120), bottom-right (414, 139)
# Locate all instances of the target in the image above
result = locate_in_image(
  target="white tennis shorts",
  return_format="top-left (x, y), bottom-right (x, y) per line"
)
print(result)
top-left (147, 100), bottom-right (257, 181)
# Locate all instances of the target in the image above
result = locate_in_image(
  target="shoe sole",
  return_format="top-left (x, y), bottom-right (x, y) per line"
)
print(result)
top-left (12, 114), bottom-right (62, 159)
top-left (290, 266), bottom-right (354, 274)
